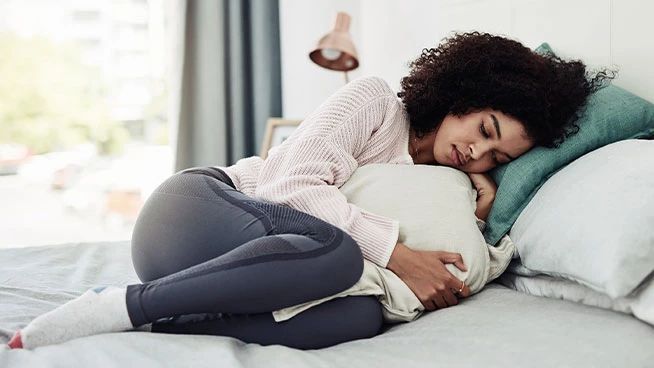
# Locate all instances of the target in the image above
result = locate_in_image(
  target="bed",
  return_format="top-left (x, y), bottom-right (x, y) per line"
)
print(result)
top-left (2, 141), bottom-right (654, 368)
top-left (1, 240), bottom-right (653, 368)
top-left (2, 41), bottom-right (654, 366)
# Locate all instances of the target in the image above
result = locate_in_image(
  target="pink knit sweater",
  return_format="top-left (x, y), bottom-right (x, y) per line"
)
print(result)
top-left (222, 76), bottom-right (413, 267)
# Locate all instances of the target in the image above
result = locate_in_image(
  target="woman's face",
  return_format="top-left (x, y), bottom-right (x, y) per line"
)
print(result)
top-left (431, 109), bottom-right (534, 173)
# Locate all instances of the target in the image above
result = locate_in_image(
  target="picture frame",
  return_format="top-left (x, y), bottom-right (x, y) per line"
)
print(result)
top-left (260, 118), bottom-right (303, 159)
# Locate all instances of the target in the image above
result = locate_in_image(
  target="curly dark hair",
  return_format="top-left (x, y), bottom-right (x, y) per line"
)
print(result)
top-left (398, 32), bottom-right (613, 148)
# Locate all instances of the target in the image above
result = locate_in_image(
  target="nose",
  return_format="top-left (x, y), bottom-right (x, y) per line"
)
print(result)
top-left (468, 143), bottom-right (490, 161)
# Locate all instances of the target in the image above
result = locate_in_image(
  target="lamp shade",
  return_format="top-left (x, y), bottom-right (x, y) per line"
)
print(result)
top-left (309, 12), bottom-right (359, 72)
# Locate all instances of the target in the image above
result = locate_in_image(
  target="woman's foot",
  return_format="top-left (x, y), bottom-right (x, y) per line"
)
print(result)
top-left (7, 331), bottom-right (23, 349)
top-left (7, 286), bottom-right (133, 349)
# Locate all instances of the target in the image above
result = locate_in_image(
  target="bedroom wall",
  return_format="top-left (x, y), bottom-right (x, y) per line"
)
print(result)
top-left (279, 0), bottom-right (653, 119)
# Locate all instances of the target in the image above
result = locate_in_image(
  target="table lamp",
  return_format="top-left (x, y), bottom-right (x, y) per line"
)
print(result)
top-left (309, 12), bottom-right (359, 83)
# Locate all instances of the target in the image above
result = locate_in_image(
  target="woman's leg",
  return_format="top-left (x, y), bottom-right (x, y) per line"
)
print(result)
top-left (9, 168), bottom-right (381, 349)
top-left (152, 296), bottom-right (383, 349)
top-left (127, 167), bottom-right (364, 319)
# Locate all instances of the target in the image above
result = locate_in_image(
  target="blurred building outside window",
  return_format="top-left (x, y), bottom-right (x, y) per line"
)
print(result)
top-left (0, 0), bottom-right (173, 248)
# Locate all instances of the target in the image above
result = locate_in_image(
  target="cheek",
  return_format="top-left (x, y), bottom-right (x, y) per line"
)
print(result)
top-left (514, 138), bottom-right (535, 156)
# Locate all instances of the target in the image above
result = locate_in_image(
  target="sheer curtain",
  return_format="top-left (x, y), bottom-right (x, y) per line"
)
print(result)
top-left (168, 0), bottom-right (282, 171)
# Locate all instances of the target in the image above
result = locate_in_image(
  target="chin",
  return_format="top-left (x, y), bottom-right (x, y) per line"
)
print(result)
top-left (434, 159), bottom-right (449, 168)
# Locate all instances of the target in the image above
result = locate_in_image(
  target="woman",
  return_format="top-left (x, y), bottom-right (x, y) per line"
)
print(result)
top-left (8, 32), bottom-right (609, 350)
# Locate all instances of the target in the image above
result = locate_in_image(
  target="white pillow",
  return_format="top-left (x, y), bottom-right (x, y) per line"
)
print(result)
top-left (500, 268), bottom-right (654, 326)
top-left (509, 140), bottom-right (654, 299)
top-left (339, 164), bottom-right (513, 294)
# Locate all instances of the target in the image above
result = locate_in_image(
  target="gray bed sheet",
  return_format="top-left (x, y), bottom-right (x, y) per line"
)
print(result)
top-left (1, 241), bottom-right (653, 368)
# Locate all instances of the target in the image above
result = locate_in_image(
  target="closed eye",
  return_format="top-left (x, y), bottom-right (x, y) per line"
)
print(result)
top-left (481, 122), bottom-right (502, 165)
top-left (479, 122), bottom-right (490, 138)
top-left (491, 152), bottom-right (500, 165)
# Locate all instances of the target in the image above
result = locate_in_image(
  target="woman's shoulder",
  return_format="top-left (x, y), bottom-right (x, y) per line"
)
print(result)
top-left (328, 76), bottom-right (400, 111)
top-left (348, 76), bottom-right (395, 95)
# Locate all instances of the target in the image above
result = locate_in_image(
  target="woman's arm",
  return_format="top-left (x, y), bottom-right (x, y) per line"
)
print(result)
top-left (467, 173), bottom-right (497, 221)
top-left (255, 76), bottom-right (407, 267)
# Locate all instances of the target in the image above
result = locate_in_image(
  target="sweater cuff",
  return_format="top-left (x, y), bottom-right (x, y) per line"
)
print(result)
top-left (348, 210), bottom-right (399, 268)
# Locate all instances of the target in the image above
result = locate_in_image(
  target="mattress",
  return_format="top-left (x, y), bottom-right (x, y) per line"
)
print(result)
top-left (1, 241), bottom-right (653, 368)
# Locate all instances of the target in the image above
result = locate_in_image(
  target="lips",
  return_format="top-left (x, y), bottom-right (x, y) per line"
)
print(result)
top-left (451, 147), bottom-right (463, 166)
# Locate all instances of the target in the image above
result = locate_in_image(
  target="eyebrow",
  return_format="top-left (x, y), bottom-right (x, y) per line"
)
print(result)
top-left (490, 113), bottom-right (502, 139)
top-left (490, 113), bottom-right (515, 161)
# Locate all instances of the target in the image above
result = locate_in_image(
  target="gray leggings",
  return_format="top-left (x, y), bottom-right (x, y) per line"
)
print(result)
top-left (127, 167), bottom-right (383, 349)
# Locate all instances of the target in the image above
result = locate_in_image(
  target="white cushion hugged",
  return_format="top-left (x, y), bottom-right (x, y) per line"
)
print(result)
top-left (340, 164), bottom-right (512, 293)
top-left (274, 164), bottom-right (514, 323)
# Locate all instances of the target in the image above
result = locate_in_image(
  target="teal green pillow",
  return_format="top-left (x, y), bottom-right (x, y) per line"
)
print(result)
top-left (484, 43), bottom-right (654, 245)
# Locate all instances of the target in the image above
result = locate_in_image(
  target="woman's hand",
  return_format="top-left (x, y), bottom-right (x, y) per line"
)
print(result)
top-left (467, 173), bottom-right (497, 221)
top-left (386, 242), bottom-right (471, 311)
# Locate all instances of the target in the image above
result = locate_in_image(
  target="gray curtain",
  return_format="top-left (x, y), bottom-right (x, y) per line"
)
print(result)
top-left (170, 0), bottom-right (282, 171)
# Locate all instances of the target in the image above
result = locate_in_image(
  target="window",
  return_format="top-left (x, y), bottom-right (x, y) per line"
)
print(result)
top-left (0, 0), bottom-right (172, 248)
top-left (71, 10), bottom-right (102, 22)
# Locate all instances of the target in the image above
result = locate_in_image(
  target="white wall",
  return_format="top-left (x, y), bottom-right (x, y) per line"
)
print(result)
top-left (279, 0), bottom-right (362, 120)
top-left (280, 0), bottom-right (654, 119)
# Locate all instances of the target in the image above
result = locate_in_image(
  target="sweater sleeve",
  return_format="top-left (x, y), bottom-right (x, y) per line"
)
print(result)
top-left (255, 76), bottom-right (403, 267)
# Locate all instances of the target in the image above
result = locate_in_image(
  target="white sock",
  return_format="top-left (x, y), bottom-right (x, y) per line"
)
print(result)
top-left (19, 286), bottom-right (133, 349)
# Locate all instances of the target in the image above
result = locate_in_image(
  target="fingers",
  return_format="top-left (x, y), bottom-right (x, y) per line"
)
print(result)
top-left (442, 290), bottom-right (459, 307)
top-left (437, 252), bottom-right (467, 272)
top-left (460, 282), bottom-right (471, 298)
top-left (453, 259), bottom-right (467, 272)
top-left (448, 276), bottom-right (471, 298)
top-left (434, 295), bottom-right (448, 309)
top-left (423, 298), bottom-right (437, 311)
top-left (424, 290), bottom-right (459, 311)
top-left (422, 280), bottom-right (466, 311)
